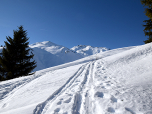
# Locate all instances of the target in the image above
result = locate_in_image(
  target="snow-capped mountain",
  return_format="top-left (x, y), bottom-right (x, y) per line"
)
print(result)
top-left (0, 41), bottom-right (109, 71)
top-left (71, 45), bottom-right (108, 57)
top-left (29, 41), bottom-right (83, 71)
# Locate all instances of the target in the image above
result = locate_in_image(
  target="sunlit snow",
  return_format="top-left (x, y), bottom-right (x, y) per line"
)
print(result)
top-left (0, 42), bottom-right (152, 114)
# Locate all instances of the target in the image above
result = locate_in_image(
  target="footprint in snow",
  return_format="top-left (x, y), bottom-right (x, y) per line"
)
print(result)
top-left (104, 76), bottom-right (108, 79)
top-left (64, 98), bottom-right (72, 103)
top-left (102, 68), bottom-right (105, 70)
top-left (54, 108), bottom-right (60, 113)
top-left (105, 83), bottom-right (114, 87)
top-left (57, 101), bottom-right (62, 105)
top-left (125, 107), bottom-right (136, 114)
top-left (94, 92), bottom-right (104, 98)
top-left (110, 96), bottom-right (117, 103)
top-left (107, 107), bottom-right (115, 113)
top-left (105, 81), bottom-right (111, 83)
top-left (106, 83), bottom-right (111, 86)
top-left (60, 98), bottom-right (63, 100)
top-left (101, 86), bottom-right (106, 89)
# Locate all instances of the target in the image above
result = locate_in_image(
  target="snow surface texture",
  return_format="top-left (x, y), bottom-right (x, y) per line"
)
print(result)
top-left (0, 42), bottom-right (152, 114)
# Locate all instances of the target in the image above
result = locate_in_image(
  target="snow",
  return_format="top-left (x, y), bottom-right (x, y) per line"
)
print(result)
top-left (29, 41), bottom-right (109, 71)
top-left (29, 41), bottom-right (83, 71)
top-left (0, 41), bottom-right (116, 72)
top-left (0, 42), bottom-right (152, 114)
top-left (71, 45), bottom-right (108, 57)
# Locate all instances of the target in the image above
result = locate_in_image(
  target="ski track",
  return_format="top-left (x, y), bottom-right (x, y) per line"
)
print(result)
top-left (33, 62), bottom-right (91, 114)
top-left (41, 59), bottom-right (136, 114)
top-left (0, 43), bottom-right (152, 114)
top-left (33, 61), bottom-right (97, 114)
top-left (33, 60), bottom-right (125, 114)
top-left (1, 59), bottom-right (137, 114)
top-left (1, 58), bottom-right (147, 114)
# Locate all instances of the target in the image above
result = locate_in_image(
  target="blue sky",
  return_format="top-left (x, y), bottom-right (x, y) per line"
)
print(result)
top-left (0, 0), bottom-right (148, 49)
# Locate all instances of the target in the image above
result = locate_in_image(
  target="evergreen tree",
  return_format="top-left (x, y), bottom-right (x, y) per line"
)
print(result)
top-left (141, 0), bottom-right (152, 18)
top-left (0, 26), bottom-right (36, 80)
top-left (143, 19), bottom-right (152, 43)
top-left (141, 0), bottom-right (152, 43)
top-left (0, 65), bottom-right (6, 81)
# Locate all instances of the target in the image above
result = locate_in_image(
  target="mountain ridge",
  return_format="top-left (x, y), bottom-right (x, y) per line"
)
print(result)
top-left (71, 44), bottom-right (108, 57)
top-left (29, 41), bottom-right (109, 71)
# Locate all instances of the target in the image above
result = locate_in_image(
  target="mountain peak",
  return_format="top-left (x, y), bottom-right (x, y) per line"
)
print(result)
top-left (71, 45), bottom-right (108, 57)
top-left (30, 41), bottom-right (60, 48)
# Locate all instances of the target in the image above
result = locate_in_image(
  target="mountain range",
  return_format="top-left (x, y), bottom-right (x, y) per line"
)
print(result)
top-left (0, 41), bottom-right (108, 71)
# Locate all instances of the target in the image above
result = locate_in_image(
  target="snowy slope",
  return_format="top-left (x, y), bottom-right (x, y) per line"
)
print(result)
top-left (71, 45), bottom-right (108, 57)
top-left (0, 43), bottom-right (152, 114)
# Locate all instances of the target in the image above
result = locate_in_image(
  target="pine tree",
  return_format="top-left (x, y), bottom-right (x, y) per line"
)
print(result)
top-left (141, 0), bottom-right (152, 18)
top-left (143, 19), bottom-right (152, 43)
top-left (0, 26), bottom-right (37, 80)
top-left (141, 0), bottom-right (152, 43)
top-left (0, 65), bottom-right (6, 81)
